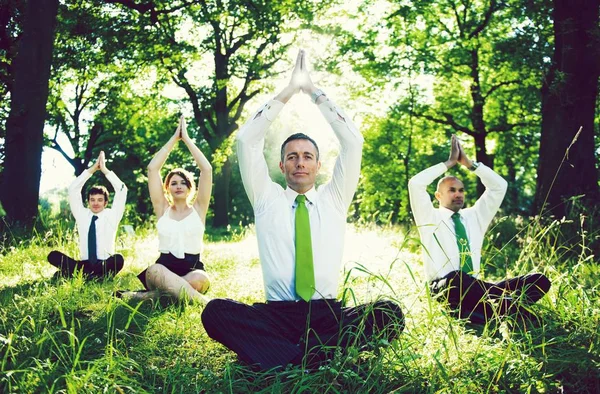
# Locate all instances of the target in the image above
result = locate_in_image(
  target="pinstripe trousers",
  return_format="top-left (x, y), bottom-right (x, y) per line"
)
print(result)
top-left (201, 298), bottom-right (404, 371)
top-left (430, 270), bottom-right (551, 324)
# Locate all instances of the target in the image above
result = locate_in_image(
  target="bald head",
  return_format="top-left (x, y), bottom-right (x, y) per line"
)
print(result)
top-left (436, 176), bottom-right (462, 192)
top-left (435, 176), bottom-right (465, 212)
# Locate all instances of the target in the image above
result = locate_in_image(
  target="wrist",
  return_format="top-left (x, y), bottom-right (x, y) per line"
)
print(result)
top-left (275, 85), bottom-right (296, 104)
top-left (310, 88), bottom-right (326, 103)
top-left (305, 84), bottom-right (318, 95)
top-left (468, 161), bottom-right (480, 171)
top-left (444, 160), bottom-right (456, 169)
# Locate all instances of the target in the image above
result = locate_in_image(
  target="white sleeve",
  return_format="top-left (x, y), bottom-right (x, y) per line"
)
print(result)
top-left (319, 98), bottom-right (364, 213)
top-left (408, 162), bottom-right (447, 225)
top-left (471, 164), bottom-right (508, 230)
top-left (105, 170), bottom-right (128, 224)
top-left (68, 170), bottom-right (92, 222)
top-left (236, 99), bottom-right (285, 211)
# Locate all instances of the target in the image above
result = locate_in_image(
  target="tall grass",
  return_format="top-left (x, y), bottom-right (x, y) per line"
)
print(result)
top-left (0, 217), bottom-right (598, 393)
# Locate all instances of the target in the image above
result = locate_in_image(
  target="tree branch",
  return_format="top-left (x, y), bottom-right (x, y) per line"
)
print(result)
top-left (103, 0), bottom-right (196, 24)
top-left (419, 112), bottom-right (475, 136)
top-left (468, 0), bottom-right (498, 39)
top-left (488, 121), bottom-right (530, 133)
top-left (483, 79), bottom-right (520, 99)
top-left (447, 0), bottom-right (464, 38)
top-left (172, 69), bottom-right (217, 141)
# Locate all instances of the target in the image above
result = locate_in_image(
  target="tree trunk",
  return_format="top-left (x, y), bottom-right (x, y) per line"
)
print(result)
top-left (469, 48), bottom-right (492, 196)
top-left (534, 0), bottom-right (600, 217)
top-left (473, 132), bottom-right (491, 196)
top-left (212, 157), bottom-right (232, 228)
top-left (0, 0), bottom-right (59, 228)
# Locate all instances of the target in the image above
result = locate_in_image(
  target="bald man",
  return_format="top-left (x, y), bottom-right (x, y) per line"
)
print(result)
top-left (408, 135), bottom-right (551, 324)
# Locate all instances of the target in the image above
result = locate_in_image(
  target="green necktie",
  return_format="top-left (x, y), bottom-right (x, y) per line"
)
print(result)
top-left (451, 212), bottom-right (473, 274)
top-left (295, 195), bottom-right (315, 301)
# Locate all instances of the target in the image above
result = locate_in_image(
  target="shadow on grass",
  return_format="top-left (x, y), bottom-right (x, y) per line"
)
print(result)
top-left (508, 313), bottom-right (600, 393)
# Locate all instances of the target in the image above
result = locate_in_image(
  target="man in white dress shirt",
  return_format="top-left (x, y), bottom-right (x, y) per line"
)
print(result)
top-left (47, 151), bottom-right (127, 279)
top-left (408, 135), bottom-right (551, 324)
top-left (201, 50), bottom-right (405, 371)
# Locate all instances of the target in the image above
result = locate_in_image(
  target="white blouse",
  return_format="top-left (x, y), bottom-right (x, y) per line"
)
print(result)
top-left (157, 206), bottom-right (204, 259)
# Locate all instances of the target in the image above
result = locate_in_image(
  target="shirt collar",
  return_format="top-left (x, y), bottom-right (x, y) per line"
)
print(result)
top-left (88, 208), bottom-right (107, 218)
top-left (285, 186), bottom-right (318, 207)
top-left (438, 205), bottom-right (460, 221)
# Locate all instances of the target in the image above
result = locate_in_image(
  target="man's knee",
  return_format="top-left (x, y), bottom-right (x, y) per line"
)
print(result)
top-left (113, 254), bottom-right (124, 270)
top-left (201, 298), bottom-right (233, 336)
top-left (530, 273), bottom-right (551, 292)
top-left (523, 273), bottom-right (551, 301)
top-left (47, 250), bottom-right (66, 265)
top-left (372, 300), bottom-right (405, 334)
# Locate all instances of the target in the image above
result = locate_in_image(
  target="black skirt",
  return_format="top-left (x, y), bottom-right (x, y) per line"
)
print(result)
top-left (137, 253), bottom-right (206, 290)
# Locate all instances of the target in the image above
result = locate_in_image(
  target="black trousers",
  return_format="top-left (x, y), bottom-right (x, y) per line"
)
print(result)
top-left (47, 250), bottom-right (124, 279)
top-left (201, 298), bottom-right (405, 371)
top-left (430, 270), bottom-right (551, 324)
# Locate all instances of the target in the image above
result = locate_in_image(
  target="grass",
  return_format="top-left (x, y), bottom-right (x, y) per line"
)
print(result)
top-left (0, 218), bottom-right (599, 393)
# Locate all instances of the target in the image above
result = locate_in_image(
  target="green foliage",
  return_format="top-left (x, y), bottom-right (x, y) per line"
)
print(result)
top-left (356, 98), bottom-right (448, 224)
top-left (324, 0), bottom-right (555, 219)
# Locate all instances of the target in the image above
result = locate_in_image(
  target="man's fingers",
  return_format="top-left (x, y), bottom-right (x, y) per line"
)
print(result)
top-left (294, 49), bottom-right (302, 70)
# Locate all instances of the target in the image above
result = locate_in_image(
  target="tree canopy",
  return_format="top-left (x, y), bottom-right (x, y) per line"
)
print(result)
top-left (0, 0), bottom-right (598, 232)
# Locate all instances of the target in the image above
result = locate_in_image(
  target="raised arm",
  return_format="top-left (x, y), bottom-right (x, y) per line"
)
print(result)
top-left (458, 139), bottom-right (508, 224)
top-left (68, 154), bottom-right (100, 221)
top-left (99, 151), bottom-right (128, 223)
top-left (180, 116), bottom-right (213, 223)
top-left (408, 136), bottom-right (461, 225)
top-left (148, 119), bottom-right (180, 217)
top-left (236, 51), bottom-right (306, 209)
top-left (296, 50), bottom-right (363, 211)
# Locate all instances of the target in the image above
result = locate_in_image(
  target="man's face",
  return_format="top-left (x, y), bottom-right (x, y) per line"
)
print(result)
top-left (88, 193), bottom-right (108, 213)
top-left (435, 178), bottom-right (465, 212)
top-left (279, 139), bottom-right (321, 194)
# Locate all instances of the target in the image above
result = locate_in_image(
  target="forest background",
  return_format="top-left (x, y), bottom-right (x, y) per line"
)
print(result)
top-left (0, 0), bottom-right (598, 235)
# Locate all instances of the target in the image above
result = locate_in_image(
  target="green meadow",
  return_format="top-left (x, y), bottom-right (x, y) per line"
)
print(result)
top-left (1, 217), bottom-right (598, 393)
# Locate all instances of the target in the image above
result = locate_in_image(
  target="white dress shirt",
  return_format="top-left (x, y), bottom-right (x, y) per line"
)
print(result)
top-left (157, 206), bottom-right (204, 259)
top-left (237, 98), bottom-right (364, 301)
top-left (408, 162), bottom-right (508, 281)
top-left (68, 170), bottom-right (128, 260)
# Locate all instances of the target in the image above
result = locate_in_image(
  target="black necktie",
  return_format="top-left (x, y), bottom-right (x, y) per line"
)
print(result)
top-left (88, 215), bottom-right (98, 264)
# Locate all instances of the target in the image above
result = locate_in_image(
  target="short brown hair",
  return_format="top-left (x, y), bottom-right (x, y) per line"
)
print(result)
top-left (87, 185), bottom-right (109, 203)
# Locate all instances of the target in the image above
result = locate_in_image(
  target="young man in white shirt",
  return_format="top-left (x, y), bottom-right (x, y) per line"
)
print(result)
top-left (47, 151), bottom-right (127, 279)
top-left (201, 50), bottom-right (405, 371)
top-left (408, 135), bottom-right (551, 324)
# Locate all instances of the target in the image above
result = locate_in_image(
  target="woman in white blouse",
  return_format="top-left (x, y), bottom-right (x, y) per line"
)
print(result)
top-left (125, 115), bottom-right (212, 303)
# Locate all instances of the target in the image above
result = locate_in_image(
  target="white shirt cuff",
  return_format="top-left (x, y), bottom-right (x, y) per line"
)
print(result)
top-left (263, 100), bottom-right (285, 121)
